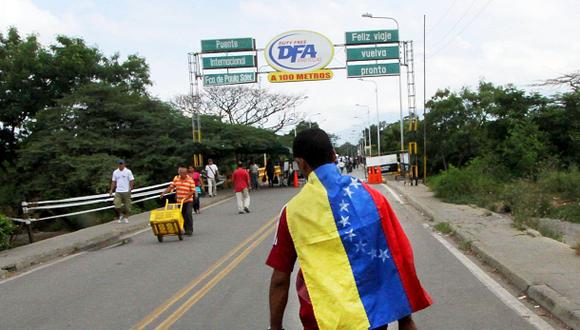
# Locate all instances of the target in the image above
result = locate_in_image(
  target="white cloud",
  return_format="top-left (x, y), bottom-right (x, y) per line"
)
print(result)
top-left (0, 0), bottom-right (76, 42)
top-left (1, 0), bottom-right (579, 143)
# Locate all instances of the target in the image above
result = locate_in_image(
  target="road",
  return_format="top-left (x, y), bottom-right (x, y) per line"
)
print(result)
top-left (0, 178), bottom-right (557, 329)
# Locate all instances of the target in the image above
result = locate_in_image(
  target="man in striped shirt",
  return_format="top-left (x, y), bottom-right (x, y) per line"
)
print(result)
top-left (160, 166), bottom-right (196, 236)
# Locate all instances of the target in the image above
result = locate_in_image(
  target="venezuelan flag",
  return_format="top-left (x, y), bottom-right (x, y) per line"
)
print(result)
top-left (286, 164), bottom-right (432, 329)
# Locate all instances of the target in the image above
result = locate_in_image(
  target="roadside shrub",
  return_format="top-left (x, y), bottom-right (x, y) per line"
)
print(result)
top-left (537, 167), bottom-right (580, 201)
top-left (548, 204), bottom-right (580, 224)
top-left (429, 158), bottom-right (502, 209)
top-left (503, 180), bottom-right (551, 223)
top-left (0, 214), bottom-right (15, 251)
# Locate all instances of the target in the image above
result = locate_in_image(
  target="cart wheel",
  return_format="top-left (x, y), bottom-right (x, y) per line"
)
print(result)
top-left (157, 235), bottom-right (163, 243)
top-left (178, 233), bottom-right (183, 241)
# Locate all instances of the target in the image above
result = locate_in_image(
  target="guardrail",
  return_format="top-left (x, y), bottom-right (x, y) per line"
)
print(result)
top-left (9, 178), bottom-right (225, 244)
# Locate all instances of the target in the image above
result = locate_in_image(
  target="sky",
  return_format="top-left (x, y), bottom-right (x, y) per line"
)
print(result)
top-left (1, 0), bottom-right (579, 143)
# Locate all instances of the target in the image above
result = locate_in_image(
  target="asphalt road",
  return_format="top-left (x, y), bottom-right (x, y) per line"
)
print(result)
top-left (0, 181), bottom-right (554, 330)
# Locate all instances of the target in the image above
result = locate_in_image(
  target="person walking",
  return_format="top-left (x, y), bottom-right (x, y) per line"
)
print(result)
top-left (266, 159), bottom-right (275, 187)
top-left (205, 159), bottom-right (219, 197)
top-left (249, 160), bottom-right (260, 190)
top-left (160, 166), bottom-right (196, 236)
top-left (232, 161), bottom-right (251, 214)
top-left (266, 129), bottom-right (432, 330)
top-left (109, 159), bottom-right (134, 223)
top-left (188, 165), bottom-right (204, 214)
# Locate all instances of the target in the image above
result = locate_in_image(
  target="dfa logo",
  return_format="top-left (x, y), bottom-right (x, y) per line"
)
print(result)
top-left (265, 30), bottom-right (334, 73)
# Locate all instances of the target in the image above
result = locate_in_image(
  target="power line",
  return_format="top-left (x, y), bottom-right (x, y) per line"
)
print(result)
top-left (427, 0), bottom-right (479, 49)
top-left (427, 0), bottom-right (494, 59)
top-left (426, 0), bottom-right (459, 34)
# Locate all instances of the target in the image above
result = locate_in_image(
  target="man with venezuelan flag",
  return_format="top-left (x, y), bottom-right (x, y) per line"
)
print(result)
top-left (266, 129), bottom-right (432, 330)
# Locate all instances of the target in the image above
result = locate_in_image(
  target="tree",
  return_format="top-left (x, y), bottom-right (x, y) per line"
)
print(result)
top-left (534, 71), bottom-right (580, 92)
top-left (0, 27), bottom-right (151, 168)
top-left (336, 142), bottom-right (357, 157)
top-left (189, 86), bottom-right (305, 132)
top-left (14, 83), bottom-right (190, 201)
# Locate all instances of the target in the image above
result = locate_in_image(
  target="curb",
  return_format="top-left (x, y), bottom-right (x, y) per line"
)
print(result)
top-left (385, 181), bottom-right (580, 330)
top-left (528, 285), bottom-right (580, 330)
top-left (0, 195), bottom-right (233, 279)
top-left (0, 222), bottom-right (148, 277)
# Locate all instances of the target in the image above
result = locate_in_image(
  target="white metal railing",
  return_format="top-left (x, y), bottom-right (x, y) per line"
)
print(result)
top-left (20, 182), bottom-right (172, 221)
top-left (9, 178), bottom-right (225, 243)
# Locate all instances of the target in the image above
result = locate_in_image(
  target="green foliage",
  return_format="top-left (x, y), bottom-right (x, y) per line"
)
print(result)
top-left (336, 142), bottom-right (357, 157)
top-left (434, 222), bottom-right (453, 235)
top-left (502, 180), bottom-right (552, 222)
top-left (423, 81), bottom-right (577, 177)
top-left (421, 78), bottom-right (579, 228)
top-left (12, 83), bottom-right (191, 203)
top-left (549, 205), bottom-right (580, 224)
top-left (429, 157), bottom-right (503, 209)
top-left (0, 214), bottom-right (15, 250)
top-left (0, 27), bottom-right (151, 167)
top-left (431, 164), bottom-right (580, 225)
top-left (537, 167), bottom-right (580, 201)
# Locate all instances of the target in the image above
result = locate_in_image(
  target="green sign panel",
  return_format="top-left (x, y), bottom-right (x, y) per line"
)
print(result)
top-left (347, 63), bottom-right (400, 78)
top-left (202, 55), bottom-right (256, 69)
top-left (345, 30), bottom-right (399, 45)
top-left (203, 72), bottom-right (256, 86)
top-left (201, 38), bottom-right (255, 53)
top-left (346, 46), bottom-right (399, 62)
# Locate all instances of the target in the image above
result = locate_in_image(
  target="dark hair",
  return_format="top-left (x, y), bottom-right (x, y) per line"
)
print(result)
top-left (293, 128), bottom-right (334, 169)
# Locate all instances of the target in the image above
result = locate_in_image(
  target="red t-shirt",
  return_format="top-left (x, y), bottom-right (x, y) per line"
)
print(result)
top-left (232, 168), bottom-right (250, 193)
top-left (191, 172), bottom-right (202, 187)
top-left (266, 208), bottom-right (318, 330)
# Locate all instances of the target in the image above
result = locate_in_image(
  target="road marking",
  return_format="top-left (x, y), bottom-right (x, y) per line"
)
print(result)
top-left (431, 233), bottom-right (554, 330)
top-left (154, 225), bottom-right (276, 330)
top-left (0, 252), bottom-right (87, 285)
top-left (381, 183), bottom-right (406, 204)
top-left (131, 216), bottom-right (277, 330)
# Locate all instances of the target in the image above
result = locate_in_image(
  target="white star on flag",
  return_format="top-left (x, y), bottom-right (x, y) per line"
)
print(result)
top-left (339, 200), bottom-right (349, 213)
top-left (350, 177), bottom-right (361, 189)
top-left (343, 186), bottom-right (353, 198)
top-left (339, 215), bottom-right (350, 227)
top-left (345, 228), bottom-right (356, 241)
top-left (378, 249), bottom-right (391, 262)
top-left (355, 240), bottom-right (367, 253)
top-left (368, 249), bottom-right (378, 259)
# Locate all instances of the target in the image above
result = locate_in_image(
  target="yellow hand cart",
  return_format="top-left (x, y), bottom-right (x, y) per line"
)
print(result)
top-left (149, 199), bottom-right (185, 242)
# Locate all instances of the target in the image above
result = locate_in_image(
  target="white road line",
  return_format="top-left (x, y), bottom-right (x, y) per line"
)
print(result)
top-left (0, 252), bottom-right (87, 285)
top-left (431, 233), bottom-right (554, 330)
top-left (381, 184), bottom-right (406, 204)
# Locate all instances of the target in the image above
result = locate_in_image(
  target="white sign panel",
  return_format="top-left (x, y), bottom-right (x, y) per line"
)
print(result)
top-left (366, 154), bottom-right (398, 167)
top-left (265, 30), bottom-right (334, 73)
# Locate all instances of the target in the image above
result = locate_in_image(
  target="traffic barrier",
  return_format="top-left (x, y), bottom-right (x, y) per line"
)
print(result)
top-left (293, 171), bottom-right (299, 188)
top-left (367, 166), bottom-right (375, 183)
top-left (367, 166), bottom-right (383, 184)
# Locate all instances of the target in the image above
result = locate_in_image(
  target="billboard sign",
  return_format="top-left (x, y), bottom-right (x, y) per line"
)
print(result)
top-left (265, 30), bottom-right (334, 73)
